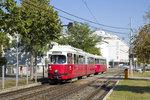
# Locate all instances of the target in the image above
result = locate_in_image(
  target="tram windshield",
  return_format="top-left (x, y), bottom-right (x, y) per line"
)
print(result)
top-left (50, 55), bottom-right (66, 64)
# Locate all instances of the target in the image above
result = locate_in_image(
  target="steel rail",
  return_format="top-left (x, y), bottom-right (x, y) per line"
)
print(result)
top-left (0, 84), bottom-right (49, 98)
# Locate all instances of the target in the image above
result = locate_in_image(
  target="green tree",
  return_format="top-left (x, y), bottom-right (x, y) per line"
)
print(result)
top-left (57, 22), bottom-right (101, 55)
top-left (21, 0), bottom-right (62, 79)
top-left (0, 0), bottom-right (17, 65)
top-left (133, 24), bottom-right (150, 73)
top-left (133, 7), bottom-right (150, 73)
top-left (3, 0), bottom-right (62, 79)
top-left (144, 6), bottom-right (150, 24)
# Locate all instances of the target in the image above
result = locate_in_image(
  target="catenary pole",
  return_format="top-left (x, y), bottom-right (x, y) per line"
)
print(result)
top-left (2, 45), bottom-right (4, 89)
top-left (43, 56), bottom-right (45, 80)
top-left (16, 35), bottom-right (19, 86)
top-left (2, 65), bottom-right (4, 89)
top-left (26, 63), bottom-right (28, 85)
top-left (35, 65), bottom-right (37, 83)
top-left (129, 17), bottom-right (133, 76)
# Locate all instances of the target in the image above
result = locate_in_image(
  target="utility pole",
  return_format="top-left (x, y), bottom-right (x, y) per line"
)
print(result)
top-left (129, 17), bottom-right (133, 76)
top-left (2, 45), bottom-right (4, 89)
top-left (16, 35), bottom-right (19, 86)
top-left (26, 63), bottom-right (28, 85)
top-left (42, 56), bottom-right (45, 80)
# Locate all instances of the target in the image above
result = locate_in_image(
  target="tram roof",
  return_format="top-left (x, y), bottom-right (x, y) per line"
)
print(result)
top-left (50, 45), bottom-right (85, 54)
top-left (50, 44), bottom-right (106, 60)
top-left (94, 55), bottom-right (106, 59)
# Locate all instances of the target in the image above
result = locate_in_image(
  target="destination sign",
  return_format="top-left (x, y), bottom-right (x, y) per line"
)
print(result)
top-left (52, 51), bottom-right (62, 54)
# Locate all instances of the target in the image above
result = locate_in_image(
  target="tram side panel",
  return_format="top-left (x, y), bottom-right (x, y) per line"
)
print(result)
top-left (86, 65), bottom-right (97, 75)
top-left (95, 64), bottom-right (107, 73)
top-left (75, 65), bottom-right (86, 77)
top-left (86, 57), bottom-right (97, 75)
top-left (100, 65), bottom-right (104, 72)
top-left (95, 64), bottom-right (100, 73)
top-left (99, 59), bottom-right (107, 72)
top-left (66, 64), bottom-right (87, 79)
top-left (104, 65), bottom-right (107, 72)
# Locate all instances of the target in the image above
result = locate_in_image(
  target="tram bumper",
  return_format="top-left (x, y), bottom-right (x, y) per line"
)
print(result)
top-left (48, 73), bottom-right (68, 80)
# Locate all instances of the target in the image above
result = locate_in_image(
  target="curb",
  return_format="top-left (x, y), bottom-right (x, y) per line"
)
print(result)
top-left (0, 82), bottom-right (41, 94)
top-left (103, 80), bottom-right (119, 100)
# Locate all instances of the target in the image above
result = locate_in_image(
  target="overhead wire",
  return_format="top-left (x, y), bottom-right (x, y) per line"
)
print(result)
top-left (82, 0), bottom-right (99, 23)
top-left (51, 5), bottom-right (130, 30)
top-left (23, 0), bottom-right (129, 35)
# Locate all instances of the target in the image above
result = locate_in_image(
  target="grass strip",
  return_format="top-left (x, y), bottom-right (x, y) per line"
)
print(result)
top-left (108, 79), bottom-right (150, 100)
top-left (131, 71), bottom-right (150, 77)
top-left (0, 79), bottom-right (34, 89)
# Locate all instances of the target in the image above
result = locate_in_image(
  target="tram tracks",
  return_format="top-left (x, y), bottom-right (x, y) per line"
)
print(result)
top-left (46, 80), bottom-right (96, 100)
top-left (0, 68), bottom-right (124, 100)
top-left (0, 84), bottom-right (49, 98)
top-left (60, 70), bottom-right (123, 100)
top-left (0, 83), bottom-right (75, 100)
top-left (82, 81), bottom-right (117, 100)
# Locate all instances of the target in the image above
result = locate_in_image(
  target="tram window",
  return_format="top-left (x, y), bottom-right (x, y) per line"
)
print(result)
top-left (78, 55), bottom-right (85, 64)
top-left (67, 53), bottom-right (72, 64)
top-left (74, 54), bottom-right (77, 64)
top-left (92, 58), bottom-right (94, 64)
top-left (50, 55), bottom-right (66, 64)
top-left (88, 58), bottom-right (89, 64)
top-left (88, 57), bottom-right (94, 65)
top-left (78, 55), bottom-right (81, 64)
top-left (100, 59), bottom-right (103, 65)
top-left (100, 59), bottom-right (106, 65)
top-left (95, 59), bottom-right (99, 64)
top-left (83, 57), bottom-right (85, 64)
top-left (104, 60), bottom-right (106, 64)
top-left (98, 59), bottom-right (100, 64)
top-left (48, 54), bottom-right (52, 60)
top-left (102, 59), bottom-right (104, 65)
top-left (77, 55), bottom-right (79, 64)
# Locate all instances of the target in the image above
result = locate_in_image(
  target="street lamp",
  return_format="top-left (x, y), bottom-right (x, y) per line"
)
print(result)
top-left (61, 22), bottom-right (73, 29)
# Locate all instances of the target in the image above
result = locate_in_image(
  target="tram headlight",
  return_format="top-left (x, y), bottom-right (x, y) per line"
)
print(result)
top-left (54, 70), bottom-right (58, 73)
top-left (49, 66), bottom-right (51, 70)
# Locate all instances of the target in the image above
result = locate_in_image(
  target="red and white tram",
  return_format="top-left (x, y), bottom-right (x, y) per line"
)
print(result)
top-left (48, 45), bottom-right (107, 83)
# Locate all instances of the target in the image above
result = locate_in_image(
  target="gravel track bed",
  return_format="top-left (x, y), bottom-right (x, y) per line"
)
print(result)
top-left (1, 68), bottom-right (124, 100)
top-left (61, 80), bottom-right (106, 100)
top-left (0, 84), bottom-right (54, 100)
top-left (60, 69), bottom-right (123, 100)
top-left (0, 84), bottom-right (49, 98)
top-left (27, 83), bottom-right (78, 100)
top-left (92, 81), bottom-right (116, 100)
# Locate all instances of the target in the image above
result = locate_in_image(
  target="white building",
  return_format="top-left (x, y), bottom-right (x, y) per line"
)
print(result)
top-left (94, 30), bottom-right (129, 67)
top-left (3, 34), bottom-right (48, 74)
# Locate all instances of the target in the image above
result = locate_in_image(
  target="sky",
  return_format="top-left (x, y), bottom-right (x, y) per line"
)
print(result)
top-left (16, 0), bottom-right (150, 44)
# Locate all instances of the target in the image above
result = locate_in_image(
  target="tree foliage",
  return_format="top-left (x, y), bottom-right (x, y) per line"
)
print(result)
top-left (0, 0), bottom-right (17, 65)
top-left (133, 24), bottom-right (150, 64)
top-left (57, 22), bottom-right (101, 55)
top-left (134, 7), bottom-right (150, 65)
top-left (144, 6), bottom-right (150, 23)
top-left (2, 0), bottom-right (62, 79)
top-left (20, 0), bottom-right (62, 79)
